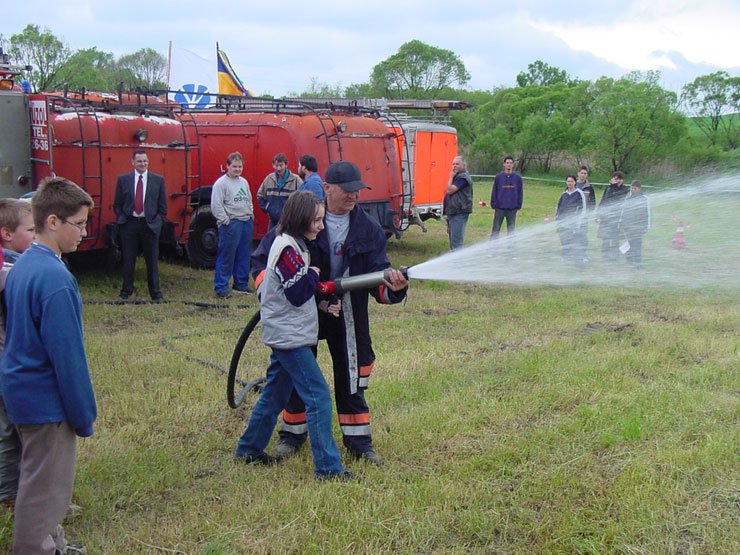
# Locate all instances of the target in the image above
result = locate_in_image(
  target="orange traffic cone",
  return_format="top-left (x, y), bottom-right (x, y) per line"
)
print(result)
top-left (672, 222), bottom-right (686, 250)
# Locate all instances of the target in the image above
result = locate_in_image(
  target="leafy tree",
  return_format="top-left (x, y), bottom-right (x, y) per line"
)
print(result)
top-left (516, 60), bottom-right (572, 87)
top-left (344, 81), bottom-right (376, 98)
top-left (116, 48), bottom-right (167, 90)
top-left (295, 77), bottom-right (344, 98)
top-left (470, 127), bottom-right (513, 173)
top-left (8, 24), bottom-right (71, 91)
top-left (369, 40), bottom-right (470, 98)
top-left (587, 71), bottom-right (686, 173)
top-left (467, 82), bottom-right (585, 170)
top-left (53, 47), bottom-right (117, 91)
top-left (516, 112), bottom-right (571, 173)
top-left (681, 71), bottom-right (740, 149)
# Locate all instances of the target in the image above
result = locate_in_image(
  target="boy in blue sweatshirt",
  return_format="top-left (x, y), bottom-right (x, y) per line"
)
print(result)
top-left (0, 177), bottom-right (96, 555)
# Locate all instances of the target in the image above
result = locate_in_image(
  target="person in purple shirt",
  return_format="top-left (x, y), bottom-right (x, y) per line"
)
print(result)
top-left (490, 155), bottom-right (524, 239)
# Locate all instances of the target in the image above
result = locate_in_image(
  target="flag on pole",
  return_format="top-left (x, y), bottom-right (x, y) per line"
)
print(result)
top-left (217, 44), bottom-right (254, 97)
top-left (168, 43), bottom-right (217, 108)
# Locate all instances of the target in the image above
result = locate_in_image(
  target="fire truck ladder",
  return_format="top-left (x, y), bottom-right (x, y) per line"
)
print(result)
top-left (172, 110), bottom-right (204, 244)
top-left (48, 95), bottom-right (105, 245)
top-left (313, 112), bottom-right (343, 164)
top-left (379, 111), bottom-right (414, 233)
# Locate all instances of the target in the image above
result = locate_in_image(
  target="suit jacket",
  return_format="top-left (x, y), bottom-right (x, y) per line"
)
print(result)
top-left (113, 171), bottom-right (168, 235)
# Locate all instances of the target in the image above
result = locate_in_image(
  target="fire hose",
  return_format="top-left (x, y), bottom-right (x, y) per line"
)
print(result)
top-left (226, 266), bottom-right (410, 408)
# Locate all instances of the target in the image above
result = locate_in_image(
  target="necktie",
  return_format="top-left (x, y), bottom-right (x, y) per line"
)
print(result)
top-left (134, 174), bottom-right (144, 215)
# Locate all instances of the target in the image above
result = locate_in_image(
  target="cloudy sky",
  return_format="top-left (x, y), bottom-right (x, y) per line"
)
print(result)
top-left (4, 0), bottom-right (739, 96)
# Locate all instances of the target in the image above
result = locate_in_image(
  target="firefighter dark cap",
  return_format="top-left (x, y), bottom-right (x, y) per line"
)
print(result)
top-left (325, 161), bottom-right (371, 192)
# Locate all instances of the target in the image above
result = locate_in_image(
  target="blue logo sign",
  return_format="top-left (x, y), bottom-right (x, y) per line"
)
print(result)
top-left (174, 84), bottom-right (211, 108)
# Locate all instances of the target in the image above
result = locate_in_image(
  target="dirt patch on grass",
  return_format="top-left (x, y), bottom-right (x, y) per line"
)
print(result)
top-left (581, 322), bottom-right (634, 334)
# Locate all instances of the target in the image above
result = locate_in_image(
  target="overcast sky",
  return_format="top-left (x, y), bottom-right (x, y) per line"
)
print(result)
top-left (4, 0), bottom-right (739, 97)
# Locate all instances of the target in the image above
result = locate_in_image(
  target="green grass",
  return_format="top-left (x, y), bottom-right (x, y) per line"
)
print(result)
top-left (0, 181), bottom-right (737, 554)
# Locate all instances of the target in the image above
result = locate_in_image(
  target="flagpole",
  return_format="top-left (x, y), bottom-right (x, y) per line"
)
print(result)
top-left (167, 41), bottom-right (172, 91)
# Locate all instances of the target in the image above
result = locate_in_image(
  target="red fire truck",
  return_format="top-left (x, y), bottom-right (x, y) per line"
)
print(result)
top-left (2, 87), bottom-right (408, 268)
top-left (1, 53), bottom-right (466, 268)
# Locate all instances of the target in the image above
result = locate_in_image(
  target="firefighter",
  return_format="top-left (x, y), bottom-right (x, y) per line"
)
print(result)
top-left (251, 161), bottom-right (408, 464)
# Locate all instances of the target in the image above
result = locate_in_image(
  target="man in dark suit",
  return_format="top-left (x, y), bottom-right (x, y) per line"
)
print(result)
top-left (113, 148), bottom-right (168, 302)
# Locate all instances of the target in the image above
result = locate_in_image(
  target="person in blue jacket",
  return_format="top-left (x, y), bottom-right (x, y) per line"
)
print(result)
top-left (555, 175), bottom-right (587, 264)
top-left (297, 155), bottom-right (325, 200)
top-left (251, 161), bottom-right (408, 465)
top-left (0, 177), bottom-right (96, 555)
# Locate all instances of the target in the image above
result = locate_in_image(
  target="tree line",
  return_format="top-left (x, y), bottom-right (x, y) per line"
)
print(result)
top-left (302, 42), bottom-right (740, 178)
top-left (1, 24), bottom-right (167, 92)
top-left (3, 26), bottom-right (738, 179)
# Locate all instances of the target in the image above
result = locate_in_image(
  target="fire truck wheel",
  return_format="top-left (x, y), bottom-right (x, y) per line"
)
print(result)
top-left (187, 209), bottom-right (218, 269)
top-left (227, 310), bottom-right (265, 408)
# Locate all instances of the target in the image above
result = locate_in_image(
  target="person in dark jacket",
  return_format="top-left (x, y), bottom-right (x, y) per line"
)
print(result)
top-left (596, 171), bottom-right (629, 262)
top-left (555, 175), bottom-right (587, 264)
top-left (251, 161), bottom-right (408, 465)
top-left (618, 180), bottom-right (651, 269)
top-left (113, 148), bottom-right (168, 302)
top-left (490, 155), bottom-right (523, 239)
top-left (575, 166), bottom-right (596, 261)
top-left (443, 156), bottom-right (473, 250)
top-left (256, 153), bottom-right (303, 229)
top-left (575, 166), bottom-right (596, 212)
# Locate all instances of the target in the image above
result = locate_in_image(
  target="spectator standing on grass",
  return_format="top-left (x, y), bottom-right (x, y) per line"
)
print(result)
top-left (490, 155), bottom-right (523, 240)
top-left (575, 166), bottom-right (596, 260)
top-left (0, 199), bottom-right (35, 510)
top-left (210, 152), bottom-right (254, 299)
top-left (575, 166), bottom-right (596, 213)
top-left (298, 155), bottom-right (325, 200)
top-left (113, 148), bottom-right (168, 302)
top-left (251, 161), bottom-right (408, 465)
top-left (555, 175), bottom-right (587, 264)
top-left (618, 180), bottom-right (651, 269)
top-left (596, 171), bottom-right (629, 262)
top-left (257, 153), bottom-right (303, 229)
top-left (235, 191), bottom-right (353, 480)
top-left (1, 177), bottom-right (96, 555)
top-left (442, 155), bottom-right (473, 250)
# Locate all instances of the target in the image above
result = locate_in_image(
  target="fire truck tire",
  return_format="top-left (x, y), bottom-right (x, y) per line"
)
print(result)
top-left (187, 209), bottom-right (218, 269)
top-left (227, 310), bottom-right (264, 408)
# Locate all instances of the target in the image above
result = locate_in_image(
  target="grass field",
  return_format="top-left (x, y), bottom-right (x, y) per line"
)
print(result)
top-left (0, 180), bottom-right (737, 554)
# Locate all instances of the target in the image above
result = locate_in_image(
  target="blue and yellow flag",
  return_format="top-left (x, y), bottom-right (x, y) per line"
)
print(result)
top-left (217, 44), bottom-right (253, 97)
